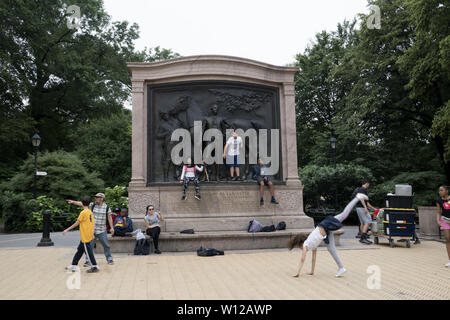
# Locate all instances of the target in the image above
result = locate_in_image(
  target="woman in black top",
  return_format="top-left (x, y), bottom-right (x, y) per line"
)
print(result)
top-left (436, 185), bottom-right (450, 267)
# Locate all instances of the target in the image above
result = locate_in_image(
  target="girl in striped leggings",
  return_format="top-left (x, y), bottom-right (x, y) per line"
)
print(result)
top-left (288, 193), bottom-right (368, 278)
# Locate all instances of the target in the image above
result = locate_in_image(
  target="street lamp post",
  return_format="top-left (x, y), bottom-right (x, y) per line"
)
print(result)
top-left (330, 137), bottom-right (337, 210)
top-left (32, 133), bottom-right (41, 200)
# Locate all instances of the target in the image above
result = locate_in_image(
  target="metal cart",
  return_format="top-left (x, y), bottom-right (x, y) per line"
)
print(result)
top-left (372, 208), bottom-right (416, 248)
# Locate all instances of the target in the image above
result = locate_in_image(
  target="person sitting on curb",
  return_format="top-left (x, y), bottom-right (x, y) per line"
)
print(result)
top-left (253, 158), bottom-right (279, 206)
top-left (179, 157), bottom-right (204, 201)
top-left (113, 208), bottom-right (133, 237)
top-left (144, 204), bottom-right (164, 254)
top-left (107, 208), bottom-right (121, 233)
top-left (63, 196), bottom-right (100, 273)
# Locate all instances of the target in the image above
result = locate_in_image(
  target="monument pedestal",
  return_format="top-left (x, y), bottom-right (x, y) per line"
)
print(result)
top-left (128, 182), bottom-right (313, 233)
top-left (124, 55), bottom-right (314, 252)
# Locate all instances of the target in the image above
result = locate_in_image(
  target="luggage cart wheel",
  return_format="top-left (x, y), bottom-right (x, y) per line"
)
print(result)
top-left (406, 240), bottom-right (411, 248)
top-left (389, 239), bottom-right (394, 248)
top-left (374, 237), bottom-right (379, 244)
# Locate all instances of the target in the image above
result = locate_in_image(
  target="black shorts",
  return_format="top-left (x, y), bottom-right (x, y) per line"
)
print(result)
top-left (256, 176), bottom-right (271, 186)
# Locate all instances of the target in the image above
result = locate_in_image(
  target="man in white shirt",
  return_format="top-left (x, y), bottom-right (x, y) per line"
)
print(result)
top-left (223, 131), bottom-right (243, 181)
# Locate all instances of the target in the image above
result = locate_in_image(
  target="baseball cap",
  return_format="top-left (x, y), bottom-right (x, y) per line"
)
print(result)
top-left (94, 193), bottom-right (105, 199)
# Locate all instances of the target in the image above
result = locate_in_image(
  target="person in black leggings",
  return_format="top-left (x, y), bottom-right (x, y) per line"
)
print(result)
top-left (144, 205), bottom-right (164, 254)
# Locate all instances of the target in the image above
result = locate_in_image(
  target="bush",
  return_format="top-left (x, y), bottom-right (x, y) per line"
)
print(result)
top-left (24, 196), bottom-right (79, 232)
top-left (0, 150), bottom-right (104, 203)
top-left (105, 185), bottom-right (128, 210)
top-left (370, 171), bottom-right (446, 207)
top-left (299, 164), bottom-right (375, 224)
top-left (299, 164), bottom-right (374, 210)
top-left (0, 151), bottom-right (105, 232)
top-left (0, 191), bottom-right (35, 232)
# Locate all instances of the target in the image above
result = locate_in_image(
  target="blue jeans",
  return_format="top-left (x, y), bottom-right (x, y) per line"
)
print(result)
top-left (85, 231), bottom-right (113, 263)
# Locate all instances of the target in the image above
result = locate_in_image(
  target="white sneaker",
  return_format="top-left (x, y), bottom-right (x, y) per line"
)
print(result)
top-left (445, 261), bottom-right (450, 268)
top-left (356, 193), bottom-right (369, 201)
top-left (336, 267), bottom-right (347, 277)
top-left (65, 265), bottom-right (80, 272)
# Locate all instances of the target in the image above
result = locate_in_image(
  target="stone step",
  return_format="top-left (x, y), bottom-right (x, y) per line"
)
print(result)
top-left (130, 215), bottom-right (313, 233)
top-left (94, 228), bottom-right (345, 254)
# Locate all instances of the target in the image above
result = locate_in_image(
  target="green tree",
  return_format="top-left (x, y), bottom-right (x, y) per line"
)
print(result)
top-left (397, 0), bottom-right (450, 181)
top-left (0, 0), bottom-right (179, 179)
top-left (71, 109), bottom-right (131, 187)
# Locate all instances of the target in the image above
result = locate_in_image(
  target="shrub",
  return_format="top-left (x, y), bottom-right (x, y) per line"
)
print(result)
top-left (105, 185), bottom-right (128, 210)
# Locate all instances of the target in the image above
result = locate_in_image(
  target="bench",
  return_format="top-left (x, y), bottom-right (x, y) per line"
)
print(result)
top-left (94, 228), bottom-right (346, 254)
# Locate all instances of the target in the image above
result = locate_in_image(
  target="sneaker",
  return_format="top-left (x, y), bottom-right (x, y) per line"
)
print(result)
top-left (65, 265), bottom-right (79, 272)
top-left (260, 199), bottom-right (264, 206)
top-left (231, 177), bottom-right (238, 181)
top-left (336, 267), bottom-right (347, 277)
top-left (155, 249), bottom-right (161, 254)
top-left (83, 262), bottom-right (90, 267)
top-left (414, 239), bottom-right (421, 245)
top-left (181, 195), bottom-right (186, 201)
top-left (355, 232), bottom-right (362, 239)
top-left (86, 267), bottom-right (100, 273)
top-left (445, 261), bottom-right (450, 268)
top-left (237, 177), bottom-right (244, 181)
top-left (359, 237), bottom-right (372, 245)
top-left (356, 193), bottom-right (369, 201)
top-left (195, 194), bottom-right (201, 201)
top-left (108, 260), bottom-right (114, 265)
top-left (271, 198), bottom-right (279, 204)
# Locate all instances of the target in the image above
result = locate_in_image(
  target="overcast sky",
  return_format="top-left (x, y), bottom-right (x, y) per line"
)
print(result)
top-left (103, 0), bottom-right (369, 66)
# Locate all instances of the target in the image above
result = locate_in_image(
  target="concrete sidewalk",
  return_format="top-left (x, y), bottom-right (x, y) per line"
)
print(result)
top-left (0, 239), bottom-right (448, 300)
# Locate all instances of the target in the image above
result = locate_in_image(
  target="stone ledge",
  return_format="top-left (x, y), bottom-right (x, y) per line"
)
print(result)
top-left (94, 228), bottom-right (345, 254)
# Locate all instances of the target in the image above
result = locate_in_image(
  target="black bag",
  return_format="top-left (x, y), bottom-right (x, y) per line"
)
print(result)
top-left (276, 221), bottom-right (286, 230)
top-left (197, 246), bottom-right (224, 257)
top-left (134, 239), bottom-right (151, 255)
top-left (134, 239), bottom-right (145, 255)
top-left (261, 225), bottom-right (276, 232)
top-left (180, 229), bottom-right (195, 234)
top-left (142, 239), bottom-right (151, 255)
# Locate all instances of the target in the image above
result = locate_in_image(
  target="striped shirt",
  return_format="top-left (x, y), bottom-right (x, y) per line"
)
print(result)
top-left (89, 202), bottom-right (112, 235)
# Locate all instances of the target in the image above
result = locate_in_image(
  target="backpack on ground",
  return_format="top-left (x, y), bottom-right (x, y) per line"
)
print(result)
top-left (197, 246), bottom-right (224, 257)
top-left (247, 220), bottom-right (263, 233)
top-left (134, 239), bottom-right (151, 255)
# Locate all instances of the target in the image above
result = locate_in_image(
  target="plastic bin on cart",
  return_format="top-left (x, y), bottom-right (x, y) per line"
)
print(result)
top-left (386, 195), bottom-right (413, 209)
top-left (384, 208), bottom-right (416, 224)
top-left (384, 223), bottom-right (415, 236)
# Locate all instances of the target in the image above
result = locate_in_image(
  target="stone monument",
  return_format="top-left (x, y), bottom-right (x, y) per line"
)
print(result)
top-left (127, 55), bottom-right (314, 243)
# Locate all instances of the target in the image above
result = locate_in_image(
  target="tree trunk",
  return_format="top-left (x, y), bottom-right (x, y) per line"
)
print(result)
top-left (434, 135), bottom-right (450, 184)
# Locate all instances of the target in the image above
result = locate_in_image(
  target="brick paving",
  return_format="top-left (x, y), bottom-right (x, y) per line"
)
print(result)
top-left (0, 239), bottom-right (448, 300)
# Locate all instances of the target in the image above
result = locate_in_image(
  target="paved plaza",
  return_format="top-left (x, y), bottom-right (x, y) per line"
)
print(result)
top-left (0, 233), bottom-right (448, 300)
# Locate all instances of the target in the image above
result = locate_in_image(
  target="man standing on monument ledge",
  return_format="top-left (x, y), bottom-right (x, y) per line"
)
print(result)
top-left (223, 131), bottom-right (244, 181)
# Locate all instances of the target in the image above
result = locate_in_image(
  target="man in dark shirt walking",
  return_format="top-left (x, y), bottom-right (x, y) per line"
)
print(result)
top-left (353, 180), bottom-right (377, 244)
